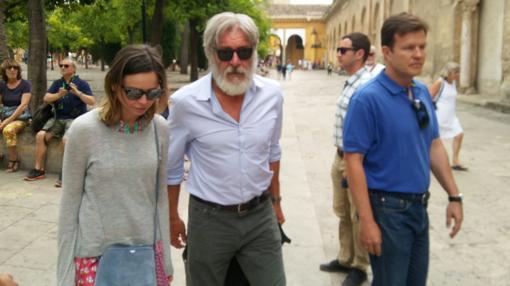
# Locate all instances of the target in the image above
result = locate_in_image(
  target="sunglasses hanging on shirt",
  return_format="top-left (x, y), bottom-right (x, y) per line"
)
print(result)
top-left (407, 87), bottom-right (429, 130)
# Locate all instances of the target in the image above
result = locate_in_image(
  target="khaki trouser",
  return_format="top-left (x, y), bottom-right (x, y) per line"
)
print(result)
top-left (331, 151), bottom-right (369, 272)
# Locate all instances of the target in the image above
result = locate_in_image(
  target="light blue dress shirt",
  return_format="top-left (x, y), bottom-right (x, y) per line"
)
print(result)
top-left (167, 73), bottom-right (283, 205)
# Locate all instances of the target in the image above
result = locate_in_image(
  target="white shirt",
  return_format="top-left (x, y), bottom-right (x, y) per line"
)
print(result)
top-left (167, 73), bottom-right (284, 205)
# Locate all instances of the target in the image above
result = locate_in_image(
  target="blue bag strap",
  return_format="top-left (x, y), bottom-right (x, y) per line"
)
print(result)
top-left (153, 120), bottom-right (160, 246)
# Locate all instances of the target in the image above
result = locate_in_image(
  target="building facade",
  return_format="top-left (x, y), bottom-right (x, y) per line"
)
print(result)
top-left (324, 0), bottom-right (510, 101)
top-left (267, 4), bottom-right (329, 68)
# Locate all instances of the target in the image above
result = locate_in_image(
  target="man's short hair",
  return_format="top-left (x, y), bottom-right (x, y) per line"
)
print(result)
top-left (381, 12), bottom-right (429, 48)
top-left (203, 12), bottom-right (259, 64)
top-left (61, 58), bottom-right (77, 70)
top-left (342, 32), bottom-right (371, 63)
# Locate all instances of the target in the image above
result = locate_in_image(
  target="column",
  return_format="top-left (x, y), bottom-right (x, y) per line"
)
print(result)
top-left (459, 0), bottom-right (479, 91)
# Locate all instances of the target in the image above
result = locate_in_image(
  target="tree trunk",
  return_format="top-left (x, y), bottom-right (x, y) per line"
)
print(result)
top-left (0, 1), bottom-right (10, 61)
top-left (150, 0), bottom-right (165, 51)
top-left (189, 18), bottom-right (199, 81)
top-left (27, 0), bottom-right (47, 111)
top-left (179, 20), bottom-right (189, 75)
top-left (127, 26), bottom-right (135, 44)
top-left (84, 49), bottom-right (88, 69)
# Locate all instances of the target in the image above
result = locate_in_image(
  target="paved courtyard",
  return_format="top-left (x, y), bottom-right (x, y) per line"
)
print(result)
top-left (1, 68), bottom-right (510, 285)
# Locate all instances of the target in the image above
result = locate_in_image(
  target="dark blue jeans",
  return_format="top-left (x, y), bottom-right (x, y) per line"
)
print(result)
top-left (369, 191), bottom-right (429, 286)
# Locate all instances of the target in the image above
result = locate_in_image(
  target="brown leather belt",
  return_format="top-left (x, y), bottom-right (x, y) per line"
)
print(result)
top-left (337, 148), bottom-right (344, 158)
top-left (191, 191), bottom-right (270, 214)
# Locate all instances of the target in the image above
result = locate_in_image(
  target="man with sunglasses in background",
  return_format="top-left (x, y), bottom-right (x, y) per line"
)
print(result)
top-left (319, 32), bottom-right (372, 286)
top-left (365, 45), bottom-right (385, 77)
top-left (24, 58), bottom-right (94, 187)
top-left (167, 12), bottom-right (285, 285)
top-left (343, 13), bottom-right (463, 286)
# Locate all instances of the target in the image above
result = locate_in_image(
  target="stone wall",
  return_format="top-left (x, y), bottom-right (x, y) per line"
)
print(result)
top-left (325, 0), bottom-right (509, 97)
top-left (501, 0), bottom-right (510, 102)
top-left (1, 129), bottom-right (64, 174)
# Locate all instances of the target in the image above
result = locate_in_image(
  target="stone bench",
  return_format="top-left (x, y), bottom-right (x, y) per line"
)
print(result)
top-left (0, 127), bottom-right (63, 174)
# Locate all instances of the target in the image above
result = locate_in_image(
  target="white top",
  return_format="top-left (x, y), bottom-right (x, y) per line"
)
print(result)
top-left (435, 78), bottom-right (463, 139)
top-left (366, 63), bottom-right (385, 77)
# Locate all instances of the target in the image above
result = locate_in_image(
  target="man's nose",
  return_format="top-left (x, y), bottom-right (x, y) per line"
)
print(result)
top-left (413, 47), bottom-right (425, 58)
top-left (229, 51), bottom-right (241, 65)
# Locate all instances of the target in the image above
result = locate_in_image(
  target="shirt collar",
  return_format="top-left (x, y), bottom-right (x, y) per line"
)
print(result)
top-left (346, 66), bottom-right (369, 86)
top-left (376, 70), bottom-right (418, 96)
top-left (193, 72), bottom-right (262, 101)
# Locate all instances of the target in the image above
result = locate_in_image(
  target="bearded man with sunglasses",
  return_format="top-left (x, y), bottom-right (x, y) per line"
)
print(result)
top-left (167, 12), bottom-right (285, 286)
top-left (319, 32), bottom-right (372, 286)
top-left (343, 13), bottom-right (463, 286)
top-left (25, 58), bottom-right (95, 186)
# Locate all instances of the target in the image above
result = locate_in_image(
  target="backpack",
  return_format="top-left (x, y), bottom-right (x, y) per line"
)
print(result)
top-left (31, 103), bottom-right (55, 134)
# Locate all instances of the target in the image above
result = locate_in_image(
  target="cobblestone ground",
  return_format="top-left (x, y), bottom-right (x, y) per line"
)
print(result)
top-left (1, 67), bottom-right (509, 285)
top-left (279, 69), bottom-right (510, 286)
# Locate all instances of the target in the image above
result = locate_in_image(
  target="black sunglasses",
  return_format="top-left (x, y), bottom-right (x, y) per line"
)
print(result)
top-left (337, 47), bottom-right (356, 55)
top-left (216, 47), bottom-right (253, 61)
top-left (122, 86), bottom-right (164, 100)
top-left (6, 65), bottom-right (20, 70)
top-left (411, 99), bottom-right (430, 130)
top-left (59, 64), bottom-right (70, 68)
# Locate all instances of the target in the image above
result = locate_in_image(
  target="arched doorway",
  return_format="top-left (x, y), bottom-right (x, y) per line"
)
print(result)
top-left (285, 35), bottom-right (304, 66)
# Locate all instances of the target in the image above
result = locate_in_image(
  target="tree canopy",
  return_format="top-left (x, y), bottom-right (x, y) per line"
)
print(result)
top-left (2, 0), bottom-right (272, 72)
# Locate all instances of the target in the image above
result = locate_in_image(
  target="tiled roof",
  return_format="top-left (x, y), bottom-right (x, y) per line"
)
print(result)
top-left (268, 4), bottom-right (330, 20)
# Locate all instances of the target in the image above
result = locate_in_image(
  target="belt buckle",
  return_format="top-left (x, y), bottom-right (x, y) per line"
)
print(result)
top-left (237, 203), bottom-right (249, 215)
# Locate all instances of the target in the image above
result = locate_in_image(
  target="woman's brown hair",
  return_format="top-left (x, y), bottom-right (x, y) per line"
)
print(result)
top-left (1, 59), bottom-right (22, 82)
top-left (99, 44), bottom-right (168, 126)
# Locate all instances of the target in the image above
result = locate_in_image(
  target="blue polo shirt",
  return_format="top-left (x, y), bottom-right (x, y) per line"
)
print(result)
top-left (47, 75), bottom-right (93, 119)
top-left (343, 71), bottom-right (439, 194)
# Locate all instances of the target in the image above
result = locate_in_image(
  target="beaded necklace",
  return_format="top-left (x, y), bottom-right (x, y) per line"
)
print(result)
top-left (117, 118), bottom-right (145, 134)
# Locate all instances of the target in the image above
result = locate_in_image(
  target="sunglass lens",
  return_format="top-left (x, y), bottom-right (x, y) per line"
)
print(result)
top-left (124, 88), bottom-right (144, 100)
top-left (146, 89), bottom-right (164, 100)
top-left (217, 49), bottom-right (234, 61)
top-left (236, 48), bottom-right (253, 60)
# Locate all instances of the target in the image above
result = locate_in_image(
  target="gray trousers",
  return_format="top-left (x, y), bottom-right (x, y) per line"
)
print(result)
top-left (186, 196), bottom-right (286, 286)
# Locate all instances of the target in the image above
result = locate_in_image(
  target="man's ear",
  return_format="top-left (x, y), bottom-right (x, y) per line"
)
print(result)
top-left (381, 45), bottom-right (391, 61)
top-left (356, 49), bottom-right (366, 62)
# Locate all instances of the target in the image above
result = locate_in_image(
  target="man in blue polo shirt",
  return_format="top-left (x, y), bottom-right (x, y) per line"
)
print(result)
top-left (24, 58), bottom-right (95, 186)
top-left (343, 13), bottom-right (463, 286)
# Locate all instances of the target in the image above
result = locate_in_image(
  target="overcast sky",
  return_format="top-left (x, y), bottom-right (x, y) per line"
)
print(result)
top-left (289, 0), bottom-right (333, 4)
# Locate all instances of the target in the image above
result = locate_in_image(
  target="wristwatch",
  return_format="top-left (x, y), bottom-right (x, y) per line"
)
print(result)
top-left (448, 193), bottom-right (463, 202)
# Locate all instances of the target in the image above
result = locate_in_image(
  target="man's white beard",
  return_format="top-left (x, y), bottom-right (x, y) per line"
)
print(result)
top-left (211, 60), bottom-right (256, 97)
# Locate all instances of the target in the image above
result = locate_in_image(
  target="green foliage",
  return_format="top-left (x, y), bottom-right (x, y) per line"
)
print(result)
top-left (47, 7), bottom-right (93, 52)
top-left (5, 20), bottom-right (28, 50)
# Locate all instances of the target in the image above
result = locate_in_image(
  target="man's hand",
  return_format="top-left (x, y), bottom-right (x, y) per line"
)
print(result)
top-left (360, 219), bottom-right (382, 256)
top-left (170, 217), bottom-right (187, 248)
top-left (58, 87), bottom-right (67, 97)
top-left (272, 202), bottom-right (285, 224)
top-left (69, 83), bottom-right (80, 96)
top-left (446, 202), bottom-right (463, 238)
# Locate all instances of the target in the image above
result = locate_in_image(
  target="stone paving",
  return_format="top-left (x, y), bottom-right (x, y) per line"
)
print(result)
top-left (1, 68), bottom-right (510, 285)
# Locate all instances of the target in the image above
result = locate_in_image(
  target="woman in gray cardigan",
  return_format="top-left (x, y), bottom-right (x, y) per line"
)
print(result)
top-left (57, 45), bottom-right (173, 286)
